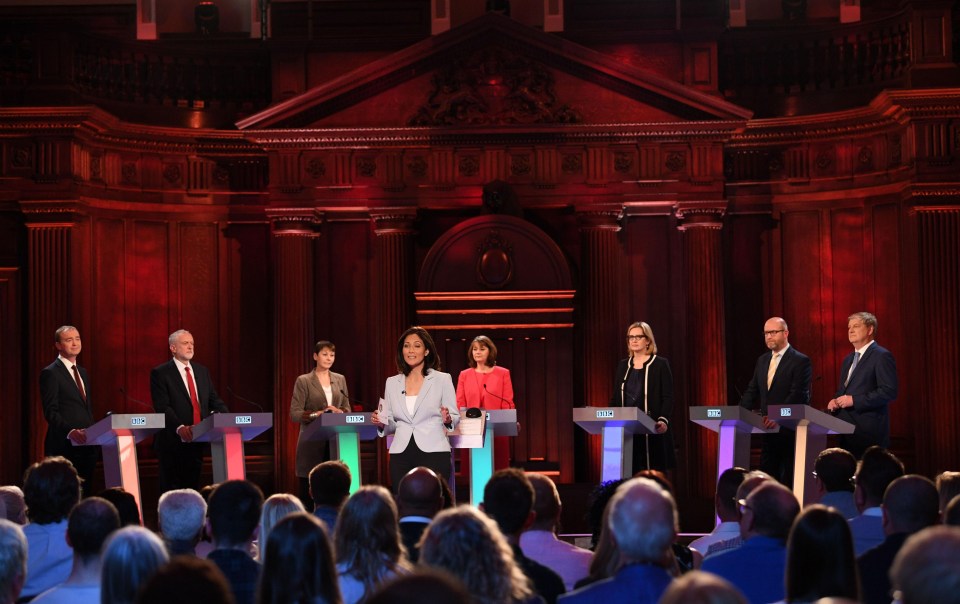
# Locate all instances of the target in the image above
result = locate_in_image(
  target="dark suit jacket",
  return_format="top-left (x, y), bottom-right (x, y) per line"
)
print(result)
top-left (834, 342), bottom-right (898, 449)
top-left (739, 345), bottom-right (812, 414)
top-left (857, 532), bottom-right (909, 604)
top-left (150, 359), bottom-right (228, 452)
top-left (39, 358), bottom-right (95, 457)
top-left (610, 356), bottom-right (674, 421)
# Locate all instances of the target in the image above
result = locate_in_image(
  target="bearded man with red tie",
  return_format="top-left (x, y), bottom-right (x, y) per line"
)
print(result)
top-left (151, 329), bottom-right (228, 492)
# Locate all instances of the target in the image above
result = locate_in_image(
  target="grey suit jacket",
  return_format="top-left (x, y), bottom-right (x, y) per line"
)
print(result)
top-left (379, 370), bottom-right (460, 454)
top-left (289, 371), bottom-right (350, 477)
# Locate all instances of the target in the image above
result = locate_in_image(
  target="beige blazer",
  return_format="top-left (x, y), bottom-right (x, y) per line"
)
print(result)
top-left (289, 371), bottom-right (350, 477)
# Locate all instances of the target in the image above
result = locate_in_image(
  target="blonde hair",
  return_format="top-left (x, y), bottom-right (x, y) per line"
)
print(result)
top-left (626, 322), bottom-right (659, 355)
top-left (258, 493), bottom-right (305, 564)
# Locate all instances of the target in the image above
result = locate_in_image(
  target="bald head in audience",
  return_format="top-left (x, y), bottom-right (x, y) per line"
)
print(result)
top-left (397, 466), bottom-right (444, 518)
top-left (890, 526), bottom-right (960, 604)
top-left (741, 481), bottom-right (800, 541)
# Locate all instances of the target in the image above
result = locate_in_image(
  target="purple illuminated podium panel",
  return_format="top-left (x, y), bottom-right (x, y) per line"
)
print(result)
top-left (768, 405), bottom-right (854, 506)
top-left (573, 407), bottom-right (656, 482)
top-left (81, 413), bottom-right (165, 521)
top-left (302, 412), bottom-right (377, 494)
top-left (192, 413), bottom-right (272, 483)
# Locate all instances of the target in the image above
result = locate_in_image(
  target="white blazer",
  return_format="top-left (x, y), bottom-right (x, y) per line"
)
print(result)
top-left (379, 370), bottom-right (460, 453)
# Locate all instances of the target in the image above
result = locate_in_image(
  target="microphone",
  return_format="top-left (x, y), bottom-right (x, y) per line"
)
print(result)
top-left (483, 383), bottom-right (515, 409)
top-left (338, 389), bottom-right (366, 411)
top-left (119, 387), bottom-right (154, 413)
top-left (226, 387), bottom-right (265, 412)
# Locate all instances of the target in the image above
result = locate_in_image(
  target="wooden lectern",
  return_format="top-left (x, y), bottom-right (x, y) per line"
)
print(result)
top-left (80, 413), bottom-right (165, 520)
top-left (192, 412), bottom-right (272, 483)
top-left (302, 411), bottom-right (378, 494)
top-left (573, 407), bottom-right (657, 482)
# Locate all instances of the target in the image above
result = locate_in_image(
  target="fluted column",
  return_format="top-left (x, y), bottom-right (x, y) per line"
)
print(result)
top-left (578, 206), bottom-right (623, 483)
top-left (677, 204), bottom-right (727, 497)
top-left (268, 208), bottom-right (321, 497)
top-left (371, 209), bottom-right (418, 388)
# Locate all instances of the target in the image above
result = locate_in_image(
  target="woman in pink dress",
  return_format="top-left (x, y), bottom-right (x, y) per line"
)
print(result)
top-left (455, 335), bottom-right (514, 470)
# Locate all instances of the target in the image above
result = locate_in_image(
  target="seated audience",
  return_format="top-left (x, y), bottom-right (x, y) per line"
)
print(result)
top-left (811, 448), bottom-right (859, 520)
top-left (703, 471), bottom-right (773, 560)
top-left (659, 570), bottom-right (747, 604)
top-left (366, 569), bottom-right (470, 604)
top-left (482, 469), bottom-right (565, 603)
top-left (335, 486), bottom-right (412, 604)
top-left (519, 473), bottom-right (592, 591)
top-left (157, 488), bottom-right (208, 557)
top-left (257, 493), bottom-right (305, 563)
top-left (0, 486), bottom-right (26, 524)
top-left (945, 494), bottom-right (960, 527)
top-left (634, 469), bottom-right (697, 573)
top-left (574, 504), bottom-right (619, 590)
top-left (689, 467), bottom-right (747, 558)
top-left (857, 475), bottom-right (939, 604)
top-left (935, 471), bottom-right (960, 523)
top-left (702, 481), bottom-right (800, 604)
top-left (136, 557), bottom-right (235, 604)
top-left (559, 477), bottom-right (676, 603)
top-left (101, 526), bottom-right (170, 604)
top-left (889, 525), bottom-right (960, 604)
top-left (848, 446), bottom-right (904, 555)
top-left (206, 480), bottom-right (264, 604)
top-left (32, 497), bottom-right (120, 604)
top-left (309, 461), bottom-right (351, 532)
top-left (21, 456), bottom-right (81, 599)
top-left (257, 512), bottom-right (341, 604)
top-left (420, 506), bottom-right (535, 604)
top-left (97, 487), bottom-right (141, 527)
top-left (784, 505), bottom-right (859, 603)
top-left (0, 519), bottom-right (28, 604)
top-left (396, 466), bottom-right (444, 563)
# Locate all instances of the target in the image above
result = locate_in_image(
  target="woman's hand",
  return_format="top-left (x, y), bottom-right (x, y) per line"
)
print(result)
top-left (440, 406), bottom-right (452, 426)
top-left (371, 410), bottom-right (385, 428)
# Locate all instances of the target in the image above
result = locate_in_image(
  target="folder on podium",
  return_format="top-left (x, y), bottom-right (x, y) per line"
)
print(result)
top-left (192, 412), bottom-right (272, 483)
top-left (689, 405), bottom-right (778, 483)
top-left (573, 407), bottom-right (657, 482)
top-left (302, 411), bottom-right (378, 494)
top-left (450, 408), bottom-right (517, 506)
top-left (80, 413), bottom-right (165, 520)
top-left (768, 404), bottom-right (854, 505)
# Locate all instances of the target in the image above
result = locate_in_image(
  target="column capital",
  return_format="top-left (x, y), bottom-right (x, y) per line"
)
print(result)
top-left (265, 208), bottom-right (323, 237)
top-left (370, 207), bottom-right (417, 235)
top-left (18, 200), bottom-right (83, 227)
top-left (575, 205), bottom-right (623, 232)
top-left (675, 201), bottom-right (726, 230)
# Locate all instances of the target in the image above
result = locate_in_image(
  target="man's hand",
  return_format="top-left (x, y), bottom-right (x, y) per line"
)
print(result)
top-left (177, 424), bottom-right (194, 442)
top-left (761, 416), bottom-right (778, 430)
top-left (68, 428), bottom-right (87, 445)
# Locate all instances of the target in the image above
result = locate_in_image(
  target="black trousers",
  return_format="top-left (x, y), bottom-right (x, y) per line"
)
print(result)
top-left (389, 440), bottom-right (452, 493)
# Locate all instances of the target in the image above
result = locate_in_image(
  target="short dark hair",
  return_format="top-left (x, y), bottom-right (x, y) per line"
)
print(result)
top-left (396, 326), bottom-right (441, 376)
top-left (482, 468), bottom-right (533, 536)
top-left (945, 494), bottom-right (960, 527)
top-left (68, 497), bottom-right (120, 558)
top-left (749, 482), bottom-right (800, 541)
top-left (884, 475), bottom-right (940, 534)
top-left (207, 480), bottom-right (264, 547)
top-left (856, 446), bottom-right (904, 506)
top-left (309, 461), bottom-right (352, 508)
top-left (467, 336), bottom-right (498, 369)
top-left (138, 557), bottom-right (234, 604)
top-left (815, 448), bottom-right (857, 492)
top-left (23, 456), bottom-right (81, 524)
top-left (315, 340), bottom-right (335, 354)
top-left (98, 487), bottom-right (141, 527)
top-left (716, 467), bottom-right (748, 516)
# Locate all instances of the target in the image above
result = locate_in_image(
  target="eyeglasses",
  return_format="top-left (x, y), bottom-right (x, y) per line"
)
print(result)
top-left (849, 476), bottom-right (858, 487)
top-left (627, 335), bottom-right (648, 341)
top-left (763, 330), bottom-right (786, 336)
top-left (737, 498), bottom-right (753, 515)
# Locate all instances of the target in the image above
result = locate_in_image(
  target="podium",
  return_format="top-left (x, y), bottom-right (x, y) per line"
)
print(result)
top-left (302, 411), bottom-right (378, 494)
top-left (689, 405), bottom-right (778, 485)
top-left (192, 413), bottom-right (273, 483)
top-left (80, 413), bottom-right (165, 520)
top-left (768, 405), bottom-right (854, 506)
top-left (450, 409), bottom-right (517, 506)
top-left (573, 407), bottom-right (657, 482)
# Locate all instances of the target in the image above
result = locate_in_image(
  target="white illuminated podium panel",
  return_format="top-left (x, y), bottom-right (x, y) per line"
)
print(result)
top-left (192, 413), bottom-right (273, 483)
top-left (768, 405), bottom-right (854, 506)
top-left (302, 412), bottom-right (378, 494)
top-left (573, 407), bottom-right (656, 482)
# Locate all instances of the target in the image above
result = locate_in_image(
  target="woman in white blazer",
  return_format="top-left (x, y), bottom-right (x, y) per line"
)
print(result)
top-left (371, 326), bottom-right (460, 490)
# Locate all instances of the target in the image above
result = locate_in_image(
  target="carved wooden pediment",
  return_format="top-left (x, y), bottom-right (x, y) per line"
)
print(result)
top-left (237, 14), bottom-right (750, 131)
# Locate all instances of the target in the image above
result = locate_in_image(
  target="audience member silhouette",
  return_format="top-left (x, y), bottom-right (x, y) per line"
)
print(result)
top-left (21, 456), bottom-right (81, 599)
top-left (634, 469), bottom-right (697, 573)
top-left (945, 494), bottom-right (960, 526)
top-left (559, 477), bottom-right (676, 603)
top-left (812, 448), bottom-right (859, 519)
top-left (420, 505), bottom-right (535, 604)
top-left (573, 504), bottom-right (619, 590)
top-left (689, 467), bottom-right (747, 558)
top-left (849, 446), bottom-right (904, 555)
top-left (309, 461), bottom-right (351, 532)
top-left (703, 470), bottom-right (773, 560)
top-left (257, 512), bottom-right (341, 604)
top-left (97, 487), bottom-right (141, 527)
top-left (784, 505), bottom-right (859, 603)
top-left (206, 480), bottom-right (264, 604)
top-left (31, 497), bottom-right (120, 604)
top-left (0, 486), bottom-right (26, 524)
top-left (335, 486), bottom-right (412, 604)
top-left (257, 493), bottom-right (305, 564)
top-left (366, 569), bottom-right (470, 604)
top-left (136, 557), bottom-right (235, 604)
top-left (481, 469), bottom-right (565, 603)
top-left (857, 475), bottom-right (939, 604)
top-left (158, 488), bottom-right (207, 557)
top-left (889, 525), bottom-right (960, 604)
top-left (0, 519), bottom-right (27, 604)
top-left (935, 471), bottom-right (960, 523)
top-left (396, 466), bottom-right (444, 563)
top-left (101, 526), bottom-right (170, 604)
top-left (659, 570), bottom-right (747, 604)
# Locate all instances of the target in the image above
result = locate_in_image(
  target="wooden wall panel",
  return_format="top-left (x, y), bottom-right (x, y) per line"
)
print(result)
top-left (177, 223), bottom-right (221, 377)
top-left (128, 221), bottom-right (170, 409)
top-left (91, 218), bottom-right (126, 418)
top-left (0, 268), bottom-right (22, 485)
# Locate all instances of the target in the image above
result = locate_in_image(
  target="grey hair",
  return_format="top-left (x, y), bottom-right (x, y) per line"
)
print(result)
top-left (168, 329), bottom-right (191, 348)
top-left (608, 477), bottom-right (677, 563)
top-left (101, 526), bottom-right (170, 604)
top-left (158, 489), bottom-right (207, 542)
top-left (0, 519), bottom-right (27, 601)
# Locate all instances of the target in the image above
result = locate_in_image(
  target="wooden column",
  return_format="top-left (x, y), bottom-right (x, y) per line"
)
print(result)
top-left (677, 204), bottom-right (727, 497)
top-left (268, 208), bottom-right (321, 496)
top-left (577, 206), bottom-right (623, 483)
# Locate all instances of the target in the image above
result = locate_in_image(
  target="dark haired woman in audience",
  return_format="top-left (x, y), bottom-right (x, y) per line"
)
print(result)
top-left (611, 322), bottom-right (675, 474)
top-left (371, 326), bottom-right (460, 490)
top-left (290, 340), bottom-right (351, 507)
top-left (455, 335), bottom-right (515, 469)
top-left (257, 512), bottom-right (342, 604)
top-left (335, 486), bottom-right (412, 603)
top-left (783, 505), bottom-right (859, 603)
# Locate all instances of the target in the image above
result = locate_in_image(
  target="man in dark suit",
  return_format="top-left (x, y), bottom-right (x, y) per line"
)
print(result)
top-left (828, 311), bottom-right (898, 459)
top-left (39, 325), bottom-right (97, 486)
top-left (151, 329), bottom-right (228, 493)
top-left (739, 317), bottom-right (812, 486)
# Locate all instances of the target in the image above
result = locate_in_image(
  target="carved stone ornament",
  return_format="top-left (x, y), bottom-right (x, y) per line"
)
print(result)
top-left (213, 165), bottom-right (230, 185)
top-left (561, 153), bottom-right (583, 175)
top-left (407, 47), bottom-right (582, 126)
top-left (664, 152), bottom-right (686, 173)
top-left (815, 150), bottom-right (833, 171)
top-left (12, 145), bottom-right (32, 169)
top-left (90, 153), bottom-right (103, 181)
top-left (614, 152), bottom-right (634, 174)
top-left (510, 154), bottom-right (531, 176)
top-left (459, 155), bottom-right (480, 177)
top-left (357, 157), bottom-right (377, 178)
top-left (407, 157), bottom-right (428, 178)
top-left (121, 162), bottom-right (138, 184)
top-left (476, 230), bottom-right (514, 289)
top-left (163, 163), bottom-right (182, 184)
top-left (858, 145), bottom-right (873, 166)
top-left (305, 157), bottom-right (326, 179)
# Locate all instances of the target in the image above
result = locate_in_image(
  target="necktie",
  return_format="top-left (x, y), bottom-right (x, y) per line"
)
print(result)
top-left (185, 366), bottom-right (201, 425)
top-left (844, 352), bottom-right (861, 387)
top-left (71, 365), bottom-right (86, 402)
top-left (766, 352), bottom-right (780, 389)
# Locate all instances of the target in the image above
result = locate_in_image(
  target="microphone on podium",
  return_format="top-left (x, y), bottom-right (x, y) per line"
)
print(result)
top-left (483, 383), bottom-right (515, 409)
top-left (226, 387), bottom-right (265, 412)
top-left (119, 387), bottom-right (154, 413)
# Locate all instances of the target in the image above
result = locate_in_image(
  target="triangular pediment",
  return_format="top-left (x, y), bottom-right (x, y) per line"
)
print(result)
top-left (237, 13), bottom-right (751, 130)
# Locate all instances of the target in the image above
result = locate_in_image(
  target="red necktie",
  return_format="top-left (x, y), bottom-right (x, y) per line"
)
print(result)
top-left (185, 366), bottom-right (201, 425)
top-left (71, 365), bottom-right (86, 401)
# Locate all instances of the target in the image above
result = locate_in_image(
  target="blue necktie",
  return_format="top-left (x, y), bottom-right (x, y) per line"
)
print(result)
top-left (844, 352), bottom-right (861, 387)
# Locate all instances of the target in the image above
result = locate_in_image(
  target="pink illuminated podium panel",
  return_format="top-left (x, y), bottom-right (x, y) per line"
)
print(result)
top-left (689, 405), bottom-right (777, 484)
top-left (573, 407), bottom-right (656, 482)
top-left (80, 413), bottom-right (165, 520)
top-left (768, 405), bottom-right (854, 506)
top-left (192, 413), bottom-right (273, 483)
